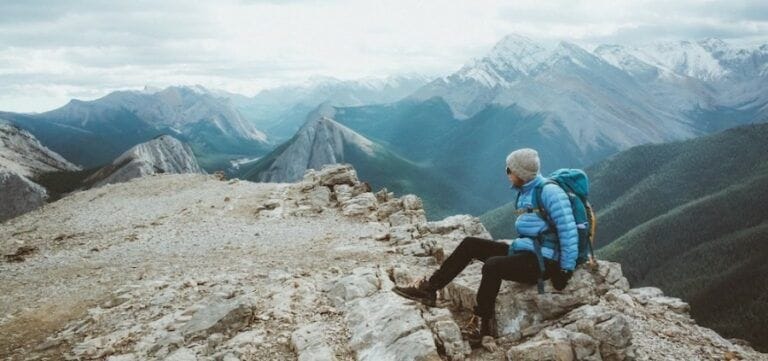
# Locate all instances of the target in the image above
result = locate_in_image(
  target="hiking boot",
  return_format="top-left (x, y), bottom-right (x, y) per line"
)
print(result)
top-left (392, 277), bottom-right (437, 307)
top-left (463, 315), bottom-right (498, 349)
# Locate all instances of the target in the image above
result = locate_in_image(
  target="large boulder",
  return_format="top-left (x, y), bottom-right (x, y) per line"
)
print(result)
top-left (506, 305), bottom-right (634, 361)
top-left (341, 193), bottom-right (379, 219)
top-left (442, 260), bottom-right (630, 341)
top-left (316, 164), bottom-right (359, 187)
top-left (329, 268), bottom-right (441, 361)
top-left (179, 297), bottom-right (255, 341)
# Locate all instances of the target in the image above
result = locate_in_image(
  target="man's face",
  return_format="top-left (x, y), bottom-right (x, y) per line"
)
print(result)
top-left (507, 168), bottom-right (525, 187)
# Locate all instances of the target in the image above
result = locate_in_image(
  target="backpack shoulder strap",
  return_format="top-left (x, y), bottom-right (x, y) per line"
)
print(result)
top-left (534, 180), bottom-right (559, 233)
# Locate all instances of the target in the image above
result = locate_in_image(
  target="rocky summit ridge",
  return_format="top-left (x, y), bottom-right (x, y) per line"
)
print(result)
top-left (0, 164), bottom-right (764, 361)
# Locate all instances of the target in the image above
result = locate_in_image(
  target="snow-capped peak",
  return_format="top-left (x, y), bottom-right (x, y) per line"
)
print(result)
top-left (698, 37), bottom-right (730, 53)
top-left (544, 41), bottom-right (597, 68)
top-left (631, 40), bottom-right (729, 80)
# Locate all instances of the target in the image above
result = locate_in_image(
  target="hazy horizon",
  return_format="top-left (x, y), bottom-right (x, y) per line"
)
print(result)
top-left (1, 0), bottom-right (767, 113)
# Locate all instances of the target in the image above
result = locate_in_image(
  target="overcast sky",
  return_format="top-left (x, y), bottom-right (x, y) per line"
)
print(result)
top-left (1, 0), bottom-right (767, 112)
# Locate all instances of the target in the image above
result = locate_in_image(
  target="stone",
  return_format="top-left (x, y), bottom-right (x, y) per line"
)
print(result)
top-left (417, 215), bottom-right (491, 247)
top-left (397, 239), bottom-right (440, 258)
top-left (341, 193), bottom-right (378, 218)
top-left (226, 329), bottom-right (266, 348)
top-left (401, 194), bottom-right (424, 211)
top-left (648, 296), bottom-right (690, 314)
top-left (344, 292), bottom-right (441, 361)
top-left (626, 287), bottom-right (664, 305)
top-left (388, 210), bottom-right (426, 227)
top-left (389, 225), bottom-right (417, 245)
top-left (442, 260), bottom-right (626, 340)
top-left (328, 268), bottom-right (380, 306)
top-left (352, 182), bottom-right (372, 197)
top-left (376, 199), bottom-right (404, 221)
top-left (560, 305), bottom-right (633, 360)
top-left (545, 329), bottom-right (601, 361)
top-left (432, 320), bottom-right (471, 361)
top-left (306, 186), bottom-right (332, 209)
top-left (374, 188), bottom-right (393, 203)
top-left (179, 298), bottom-right (254, 340)
top-left (163, 347), bottom-right (197, 361)
top-left (106, 354), bottom-right (138, 361)
top-left (506, 339), bottom-right (575, 361)
top-left (291, 322), bottom-right (337, 361)
top-left (317, 164), bottom-right (359, 187)
top-left (333, 184), bottom-right (354, 204)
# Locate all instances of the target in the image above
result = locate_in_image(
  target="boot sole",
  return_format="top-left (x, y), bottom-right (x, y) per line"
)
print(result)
top-left (391, 287), bottom-right (437, 307)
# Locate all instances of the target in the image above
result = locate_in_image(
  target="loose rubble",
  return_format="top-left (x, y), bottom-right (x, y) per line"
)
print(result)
top-left (1, 164), bottom-right (766, 360)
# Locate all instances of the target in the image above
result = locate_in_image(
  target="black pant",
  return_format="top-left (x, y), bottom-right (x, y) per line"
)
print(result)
top-left (428, 237), bottom-right (556, 318)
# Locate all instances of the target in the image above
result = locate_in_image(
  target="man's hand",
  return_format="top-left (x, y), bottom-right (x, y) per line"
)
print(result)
top-left (551, 269), bottom-right (573, 291)
top-left (481, 336), bottom-right (498, 352)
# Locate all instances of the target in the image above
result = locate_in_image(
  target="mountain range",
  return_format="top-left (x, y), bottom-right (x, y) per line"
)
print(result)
top-left (221, 75), bottom-right (432, 143)
top-left (243, 35), bottom-right (767, 217)
top-left (0, 86), bottom-right (270, 171)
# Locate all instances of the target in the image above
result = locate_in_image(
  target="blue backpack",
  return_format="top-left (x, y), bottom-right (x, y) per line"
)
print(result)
top-left (532, 168), bottom-right (597, 267)
top-left (518, 169), bottom-right (597, 293)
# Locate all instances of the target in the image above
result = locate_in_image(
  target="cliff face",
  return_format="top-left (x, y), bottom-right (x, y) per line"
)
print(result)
top-left (0, 169), bottom-right (48, 222)
top-left (0, 165), bottom-right (764, 360)
top-left (0, 121), bottom-right (80, 222)
top-left (244, 105), bottom-right (380, 183)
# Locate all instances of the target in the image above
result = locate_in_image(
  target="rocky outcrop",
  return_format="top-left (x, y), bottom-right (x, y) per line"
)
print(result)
top-left (283, 164), bottom-right (766, 361)
top-left (0, 169), bottom-right (48, 222)
top-left (84, 135), bottom-right (204, 188)
top-left (247, 106), bottom-right (380, 183)
top-left (0, 121), bottom-right (80, 177)
top-left (0, 121), bottom-right (80, 222)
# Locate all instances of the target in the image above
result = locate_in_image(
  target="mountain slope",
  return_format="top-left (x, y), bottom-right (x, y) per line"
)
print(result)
top-left (598, 169), bottom-right (768, 350)
top-left (228, 75), bottom-right (431, 142)
top-left (0, 121), bottom-right (79, 177)
top-left (0, 121), bottom-right (79, 222)
top-left (588, 123), bottom-right (768, 248)
top-left (334, 101), bottom-right (594, 214)
top-left (84, 135), bottom-right (204, 188)
top-left (240, 106), bottom-right (464, 219)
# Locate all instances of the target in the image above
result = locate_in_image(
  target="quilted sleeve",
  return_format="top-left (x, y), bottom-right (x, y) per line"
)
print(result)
top-left (542, 183), bottom-right (578, 271)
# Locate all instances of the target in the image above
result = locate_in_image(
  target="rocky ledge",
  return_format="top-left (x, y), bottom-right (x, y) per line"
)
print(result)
top-left (1, 164), bottom-right (764, 361)
top-left (286, 164), bottom-right (765, 361)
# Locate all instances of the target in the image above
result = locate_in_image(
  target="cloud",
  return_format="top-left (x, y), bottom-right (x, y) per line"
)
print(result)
top-left (0, 0), bottom-right (767, 112)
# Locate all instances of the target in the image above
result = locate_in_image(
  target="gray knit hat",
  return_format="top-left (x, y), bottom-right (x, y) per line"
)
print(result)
top-left (505, 148), bottom-right (540, 182)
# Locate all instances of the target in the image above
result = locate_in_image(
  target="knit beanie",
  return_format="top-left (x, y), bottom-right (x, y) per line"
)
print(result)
top-left (505, 148), bottom-right (540, 182)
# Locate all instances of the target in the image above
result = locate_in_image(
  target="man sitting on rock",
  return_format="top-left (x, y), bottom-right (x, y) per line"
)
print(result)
top-left (393, 148), bottom-right (578, 349)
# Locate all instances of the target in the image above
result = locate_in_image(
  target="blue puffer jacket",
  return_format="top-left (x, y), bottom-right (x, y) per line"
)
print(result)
top-left (509, 174), bottom-right (579, 271)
